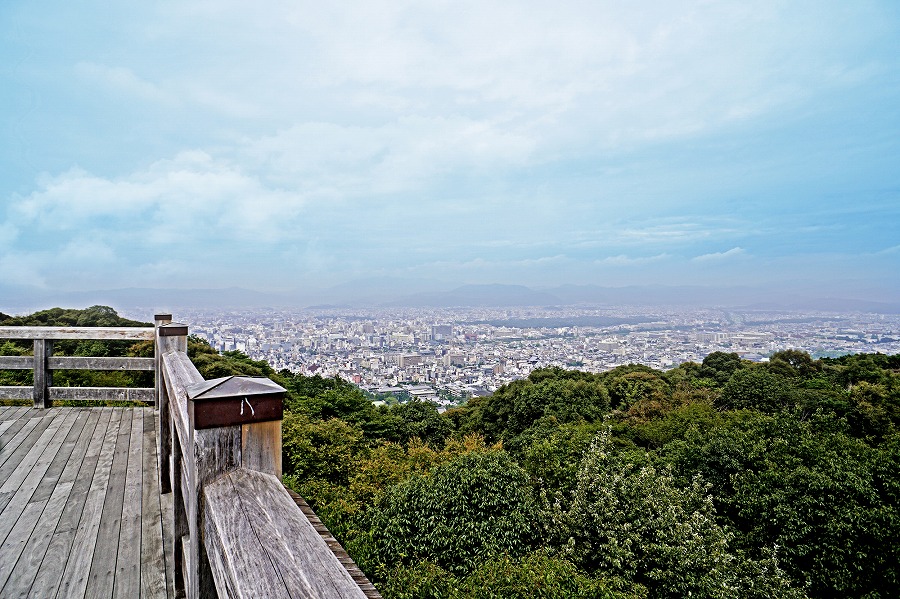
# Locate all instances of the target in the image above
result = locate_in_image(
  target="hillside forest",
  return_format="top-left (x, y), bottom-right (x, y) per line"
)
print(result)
top-left (2, 307), bottom-right (898, 598)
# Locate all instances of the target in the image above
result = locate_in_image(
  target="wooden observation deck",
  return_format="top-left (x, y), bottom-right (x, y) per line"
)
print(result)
top-left (0, 318), bottom-right (379, 599)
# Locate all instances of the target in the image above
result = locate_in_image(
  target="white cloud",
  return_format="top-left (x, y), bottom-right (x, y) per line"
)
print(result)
top-left (13, 152), bottom-right (306, 242)
top-left (691, 247), bottom-right (747, 262)
top-left (597, 253), bottom-right (672, 266)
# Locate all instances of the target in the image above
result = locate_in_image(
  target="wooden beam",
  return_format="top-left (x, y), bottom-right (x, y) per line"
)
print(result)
top-left (47, 357), bottom-right (155, 371)
top-left (34, 339), bottom-right (52, 409)
top-left (0, 386), bottom-right (30, 400)
top-left (0, 357), bottom-right (32, 369)
top-left (48, 387), bottom-right (155, 402)
top-left (203, 468), bottom-right (368, 599)
top-left (161, 350), bottom-right (201, 458)
top-left (0, 327), bottom-right (154, 341)
top-left (242, 421), bottom-right (282, 479)
top-left (154, 315), bottom-right (172, 411)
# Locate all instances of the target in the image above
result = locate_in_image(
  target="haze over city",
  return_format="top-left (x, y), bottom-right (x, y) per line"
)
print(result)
top-left (2, 1), bottom-right (898, 308)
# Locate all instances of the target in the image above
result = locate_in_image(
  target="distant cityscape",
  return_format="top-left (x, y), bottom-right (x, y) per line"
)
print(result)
top-left (143, 306), bottom-right (900, 410)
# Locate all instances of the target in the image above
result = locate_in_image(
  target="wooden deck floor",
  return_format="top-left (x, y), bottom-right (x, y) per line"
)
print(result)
top-left (0, 405), bottom-right (173, 598)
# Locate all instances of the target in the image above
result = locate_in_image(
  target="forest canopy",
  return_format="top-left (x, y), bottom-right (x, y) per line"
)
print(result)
top-left (278, 350), bottom-right (900, 598)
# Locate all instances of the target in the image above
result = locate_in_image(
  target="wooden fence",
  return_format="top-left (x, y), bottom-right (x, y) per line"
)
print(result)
top-left (154, 316), bottom-right (368, 599)
top-left (0, 325), bottom-right (156, 407)
top-left (0, 317), bottom-right (373, 598)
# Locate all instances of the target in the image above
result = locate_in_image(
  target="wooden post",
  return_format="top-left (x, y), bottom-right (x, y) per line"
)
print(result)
top-left (154, 314), bottom-right (172, 410)
top-left (158, 322), bottom-right (189, 596)
top-left (242, 421), bottom-right (282, 478)
top-left (184, 375), bottom-right (284, 598)
top-left (33, 338), bottom-right (52, 409)
top-left (155, 315), bottom-right (174, 495)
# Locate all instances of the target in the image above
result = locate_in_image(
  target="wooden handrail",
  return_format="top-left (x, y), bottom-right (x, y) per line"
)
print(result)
top-left (0, 325), bottom-right (155, 407)
top-left (156, 318), bottom-right (366, 599)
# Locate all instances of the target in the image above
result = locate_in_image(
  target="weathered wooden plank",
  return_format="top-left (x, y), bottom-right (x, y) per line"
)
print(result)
top-left (158, 374), bottom-right (172, 494)
top-left (0, 412), bottom-right (71, 496)
top-left (0, 411), bottom-right (35, 459)
top-left (159, 490), bottom-right (175, 599)
top-left (0, 499), bottom-right (49, 591)
top-left (30, 410), bottom-right (90, 504)
top-left (0, 480), bottom-right (73, 597)
top-left (161, 346), bottom-right (205, 598)
top-left (29, 409), bottom-right (110, 599)
top-left (140, 409), bottom-right (168, 599)
top-left (235, 468), bottom-right (368, 599)
top-left (203, 471), bottom-right (292, 599)
top-left (205, 468), bottom-right (368, 599)
top-left (190, 425), bottom-right (242, 598)
top-left (0, 386), bottom-right (31, 400)
top-left (112, 409), bottom-right (143, 599)
top-left (49, 387), bottom-right (155, 403)
top-left (0, 327), bottom-right (154, 341)
top-left (1, 405), bottom-right (30, 422)
top-left (3, 412), bottom-right (97, 597)
top-left (86, 408), bottom-right (133, 599)
top-left (161, 350), bottom-right (201, 456)
top-left (0, 414), bottom-right (47, 473)
top-left (0, 405), bottom-right (29, 420)
top-left (48, 356), bottom-right (156, 371)
top-left (55, 408), bottom-right (123, 599)
top-left (0, 356), bottom-right (32, 369)
top-left (171, 422), bottom-right (188, 599)
top-left (0, 411), bottom-right (77, 546)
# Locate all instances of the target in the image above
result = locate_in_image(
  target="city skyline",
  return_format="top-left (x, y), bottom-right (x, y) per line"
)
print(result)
top-left (2, 1), bottom-right (899, 302)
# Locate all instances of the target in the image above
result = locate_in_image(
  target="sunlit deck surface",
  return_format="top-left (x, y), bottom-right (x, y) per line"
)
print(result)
top-left (0, 405), bottom-right (172, 598)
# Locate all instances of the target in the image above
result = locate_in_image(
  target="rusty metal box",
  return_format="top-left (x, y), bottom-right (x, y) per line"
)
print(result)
top-left (186, 376), bottom-right (285, 430)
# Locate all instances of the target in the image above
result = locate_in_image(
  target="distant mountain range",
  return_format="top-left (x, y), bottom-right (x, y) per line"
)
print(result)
top-left (2, 281), bottom-right (898, 314)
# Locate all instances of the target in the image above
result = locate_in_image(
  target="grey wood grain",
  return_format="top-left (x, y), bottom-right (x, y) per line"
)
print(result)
top-left (48, 356), bottom-right (156, 371)
top-left (203, 471), bottom-right (292, 599)
top-left (0, 327), bottom-right (154, 341)
top-left (204, 468), bottom-right (367, 599)
top-left (0, 356), bottom-right (32, 369)
top-left (54, 408), bottom-right (123, 599)
top-left (0, 387), bottom-right (31, 400)
top-left (85, 408), bottom-right (133, 599)
top-left (0, 410), bottom-right (77, 570)
top-left (0, 415), bottom-right (42, 469)
top-left (111, 409), bottom-right (144, 599)
top-left (0, 499), bottom-right (48, 591)
top-left (27, 409), bottom-right (111, 599)
top-left (5, 411), bottom-right (98, 598)
top-left (49, 387), bottom-right (155, 403)
top-left (140, 409), bottom-right (168, 599)
top-left (0, 481), bottom-right (73, 597)
top-left (0, 414), bottom-right (56, 492)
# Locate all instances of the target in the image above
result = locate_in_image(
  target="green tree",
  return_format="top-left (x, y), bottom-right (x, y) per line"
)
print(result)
top-left (552, 431), bottom-right (803, 599)
top-left (700, 352), bottom-right (744, 386)
top-left (363, 450), bottom-right (538, 577)
top-left (664, 412), bottom-right (900, 597)
top-left (717, 368), bottom-right (792, 413)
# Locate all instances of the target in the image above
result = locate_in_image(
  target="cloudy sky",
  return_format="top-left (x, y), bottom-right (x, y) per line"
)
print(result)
top-left (2, 0), bottom-right (898, 301)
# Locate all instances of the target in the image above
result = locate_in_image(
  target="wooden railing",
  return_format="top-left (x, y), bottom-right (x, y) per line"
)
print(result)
top-left (154, 316), bottom-right (367, 599)
top-left (0, 325), bottom-right (155, 408)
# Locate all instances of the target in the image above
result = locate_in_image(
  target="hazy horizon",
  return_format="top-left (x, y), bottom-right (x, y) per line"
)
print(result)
top-left (2, 1), bottom-right (898, 300)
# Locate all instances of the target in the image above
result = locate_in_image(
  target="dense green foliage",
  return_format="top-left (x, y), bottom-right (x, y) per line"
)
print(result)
top-left (280, 350), bottom-right (900, 598)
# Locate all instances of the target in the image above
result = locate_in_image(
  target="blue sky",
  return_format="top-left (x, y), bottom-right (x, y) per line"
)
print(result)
top-left (1, 0), bottom-right (898, 301)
